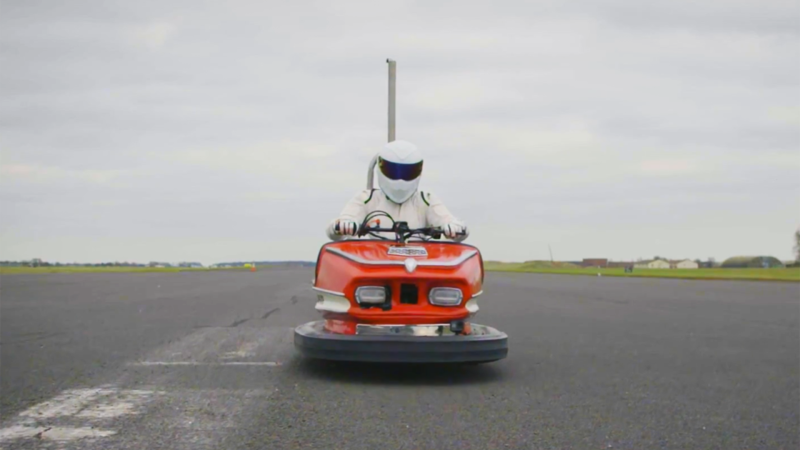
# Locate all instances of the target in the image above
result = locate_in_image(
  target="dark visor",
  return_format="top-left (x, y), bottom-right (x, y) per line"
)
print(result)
top-left (378, 157), bottom-right (423, 181)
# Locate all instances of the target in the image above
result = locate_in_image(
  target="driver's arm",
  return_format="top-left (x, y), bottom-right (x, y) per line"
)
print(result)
top-left (423, 192), bottom-right (469, 242)
top-left (326, 189), bottom-right (372, 241)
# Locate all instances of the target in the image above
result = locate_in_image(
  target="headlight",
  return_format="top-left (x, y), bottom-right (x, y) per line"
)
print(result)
top-left (428, 287), bottom-right (463, 306)
top-left (355, 286), bottom-right (387, 305)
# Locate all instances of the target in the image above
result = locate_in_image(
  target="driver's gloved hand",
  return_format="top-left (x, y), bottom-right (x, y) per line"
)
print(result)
top-left (334, 220), bottom-right (359, 236)
top-left (443, 222), bottom-right (466, 239)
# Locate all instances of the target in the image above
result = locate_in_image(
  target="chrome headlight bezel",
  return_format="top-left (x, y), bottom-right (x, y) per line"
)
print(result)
top-left (355, 286), bottom-right (387, 305)
top-left (428, 287), bottom-right (463, 306)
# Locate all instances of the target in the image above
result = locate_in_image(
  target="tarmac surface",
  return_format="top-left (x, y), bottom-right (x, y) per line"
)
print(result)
top-left (1, 269), bottom-right (798, 449)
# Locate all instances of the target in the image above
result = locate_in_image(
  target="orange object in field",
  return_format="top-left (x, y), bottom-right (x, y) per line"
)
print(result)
top-left (250, 264), bottom-right (256, 272)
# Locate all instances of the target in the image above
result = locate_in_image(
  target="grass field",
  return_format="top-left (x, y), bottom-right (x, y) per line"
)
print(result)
top-left (3, 263), bottom-right (798, 282)
top-left (483, 261), bottom-right (800, 282)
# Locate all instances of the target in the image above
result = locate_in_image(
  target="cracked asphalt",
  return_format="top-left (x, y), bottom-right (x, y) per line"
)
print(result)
top-left (1, 269), bottom-right (798, 449)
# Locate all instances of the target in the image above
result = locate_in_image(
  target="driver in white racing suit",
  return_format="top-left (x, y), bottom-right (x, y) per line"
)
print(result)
top-left (327, 140), bottom-right (468, 242)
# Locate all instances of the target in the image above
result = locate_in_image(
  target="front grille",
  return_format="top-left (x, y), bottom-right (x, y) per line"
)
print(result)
top-left (400, 284), bottom-right (418, 304)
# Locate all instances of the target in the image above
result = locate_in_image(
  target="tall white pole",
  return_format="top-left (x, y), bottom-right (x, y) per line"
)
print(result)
top-left (368, 59), bottom-right (396, 189)
top-left (387, 58), bottom-right (396, 142)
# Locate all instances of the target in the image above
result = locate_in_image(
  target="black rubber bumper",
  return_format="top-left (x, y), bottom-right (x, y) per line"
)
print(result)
top-left (294, 320), bottom-right (508, 363)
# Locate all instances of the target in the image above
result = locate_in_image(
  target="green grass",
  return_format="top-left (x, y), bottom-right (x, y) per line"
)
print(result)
top-left (0, 266), bottom-right (248, 275)
top-left (485, 260), bottom-right (580, 270)
top-left (484, 262), bottom-right (800, 282)
top-left (5, 263), bottom-right (797, 282)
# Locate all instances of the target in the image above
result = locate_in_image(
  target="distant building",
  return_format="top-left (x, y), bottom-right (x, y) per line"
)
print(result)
top-left (607, 261), bottom-right (634, 268)
top-left (634, 259), bottom-right (670, 269)
top-left (671, 259), bottom-right (699, 269)
top-left (695, 259), bottom-right (719, 268)
top-left (721, 256), bottom-right (785, 269)
top-left (581, 258), bottom-right (608, 268)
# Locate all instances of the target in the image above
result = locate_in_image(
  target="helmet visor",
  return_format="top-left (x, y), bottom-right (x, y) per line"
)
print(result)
top-left (378, 158), bottom-right (423, 181)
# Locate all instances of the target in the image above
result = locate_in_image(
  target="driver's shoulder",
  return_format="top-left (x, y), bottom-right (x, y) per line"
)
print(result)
top-left (351, 188), bottom-right (378, 204)
top-left (415, 190), bottom-right (437, 207)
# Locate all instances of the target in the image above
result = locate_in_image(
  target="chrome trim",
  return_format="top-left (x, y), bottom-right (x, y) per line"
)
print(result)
top-left (388, 246), bottom-right (428, 257)
top-left (428, 287), bottom-right (464, 306)
top-left (312, 286), bottom-right (346, 297)
top-left (472, 290), bottom-right (484, 298)
top-left (326, 247), bottom-right (478, 267)
top-left (356, 324), bottom-right (458, 336)
top-left (315, 295), bottom-right (351, 313)
top-left (415, 250), bottom-right (479, 267)
top-left (355, 286), bottom-right (386, 304)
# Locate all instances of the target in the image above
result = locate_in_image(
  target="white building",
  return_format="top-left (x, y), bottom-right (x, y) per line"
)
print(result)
top-left (634, 259), bottom-right (671, 269)
top-left (673, 259), bottom-right (699, 269)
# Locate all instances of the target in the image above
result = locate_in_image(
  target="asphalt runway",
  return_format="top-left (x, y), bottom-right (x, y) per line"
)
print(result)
top-left (1, 269), bottom-right (798, 449)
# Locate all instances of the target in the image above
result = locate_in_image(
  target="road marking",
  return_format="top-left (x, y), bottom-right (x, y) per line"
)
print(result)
top-left (131, 361), bottom-right (281, 366)
top-left (19, 387), bottom-right (114, 418)
top-left (0, 387), bottom-right (155, 446)
top-left (40, 426), bottom-right (116, 441)
top-left (0, 425), bottom-right (47, 441)
top-left (0, 327), bottom-right (293, 447)
top-left (139, 327), bottom-right (292, 364)
top-left (0, 425), bottom-right (116, 442)
top-left (221, 339), bottom-right (262, 359)
top-left (76, 401), bottom-right (137, 418)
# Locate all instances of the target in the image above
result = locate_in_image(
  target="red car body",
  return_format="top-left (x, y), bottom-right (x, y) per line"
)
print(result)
top-left (295, 238), bottom-right (507, 363)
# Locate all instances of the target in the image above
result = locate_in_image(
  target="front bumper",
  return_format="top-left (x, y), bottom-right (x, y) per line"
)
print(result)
top-left (294, 320), bottom-right (508, 363)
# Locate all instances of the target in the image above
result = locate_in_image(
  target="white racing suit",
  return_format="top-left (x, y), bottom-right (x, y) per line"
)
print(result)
top-left (326, 189), bottom-right (469, 242)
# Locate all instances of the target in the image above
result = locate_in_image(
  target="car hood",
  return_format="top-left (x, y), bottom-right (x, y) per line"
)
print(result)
top-left (325, 241), bottom-right (480, 266)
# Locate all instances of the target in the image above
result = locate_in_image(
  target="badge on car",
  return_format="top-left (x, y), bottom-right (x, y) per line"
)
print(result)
top-left (388, 246), bottom-right (428, 257)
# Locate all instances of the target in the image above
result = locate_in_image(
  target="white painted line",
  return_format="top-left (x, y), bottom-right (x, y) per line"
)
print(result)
top-left (221, 340), bottom-right (261, 359)
top-left (0, 424), bottom-right (116, 443)
top-left (0, 425), bottom-right (46, 441)
top-left (76, 401), bottom-right (137, 418)
top-left (0, 387), bottom-right (155, 445)
top-left (131, 361), bottom-right (281, 366)
top-left (19, 388), bottom-right (114, 419)
top-left (38, 426), bottom-right (116, 442)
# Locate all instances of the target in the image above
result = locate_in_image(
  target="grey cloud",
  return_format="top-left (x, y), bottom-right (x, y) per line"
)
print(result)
top-left (1, 0), bottom-right (798, 264)
top-left (574, 0), bottom-right (800, 34)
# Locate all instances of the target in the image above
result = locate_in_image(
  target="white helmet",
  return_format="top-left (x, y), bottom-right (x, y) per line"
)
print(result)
top-left (377, 140), bottom-right (423, 204)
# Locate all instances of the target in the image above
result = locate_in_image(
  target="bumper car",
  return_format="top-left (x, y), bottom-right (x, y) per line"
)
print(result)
top-left (294, 214), bottom-right (508, 364)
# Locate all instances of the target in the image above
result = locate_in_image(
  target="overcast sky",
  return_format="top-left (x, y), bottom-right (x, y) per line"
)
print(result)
top-left (1, 0), bottom-right (798, 264)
